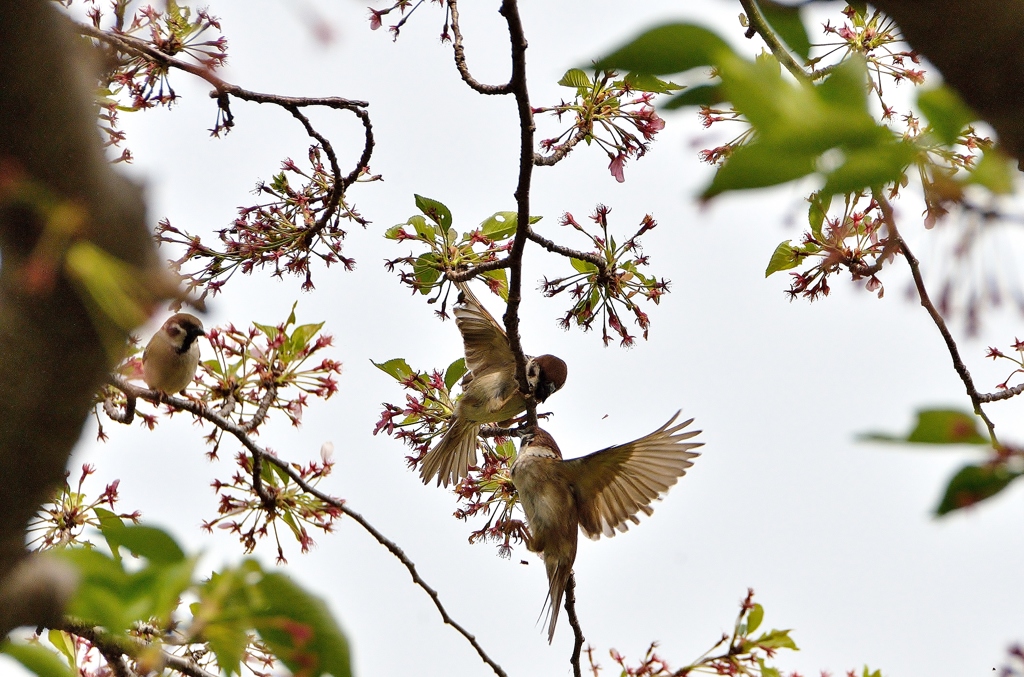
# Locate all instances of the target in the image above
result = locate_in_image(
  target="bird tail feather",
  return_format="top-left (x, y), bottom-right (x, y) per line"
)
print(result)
top-left (419, 417), bottom-right (480, 487)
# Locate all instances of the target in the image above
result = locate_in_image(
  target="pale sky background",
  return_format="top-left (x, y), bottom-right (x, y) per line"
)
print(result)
top-left (7, 1), bottom-right (1024, 676)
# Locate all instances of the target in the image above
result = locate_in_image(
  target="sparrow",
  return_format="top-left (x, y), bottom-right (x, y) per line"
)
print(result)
top-left (510, 411), bottom-right (702, 643)
top-left (419, 282), bottom-right (568, 487)
top-left (142, 313), bottom-right (205, 394)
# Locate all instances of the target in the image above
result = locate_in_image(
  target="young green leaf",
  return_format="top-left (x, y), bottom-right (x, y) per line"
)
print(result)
top-left (917, 85), bottom-right (975, 146)
top-left (558, 68), bottom-right (592, 89)
top-left (764, 240), bottom-right (802, 277)
top-left (935, 464), bottom-right (1020, 516)
top-left (372, 358), bottom-right (414, 381)
top-left (444, 357), bottom-right (468, 392)
top-left (414, 194), bottom-right (453, 230)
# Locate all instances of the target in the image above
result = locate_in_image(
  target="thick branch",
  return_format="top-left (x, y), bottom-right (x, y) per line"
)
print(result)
top-left (108, 377), bottom-right (508, 677)
top-left (448, 0), bottom-right (513, 95)
top-left (498, 0), bottom-right (540, 429)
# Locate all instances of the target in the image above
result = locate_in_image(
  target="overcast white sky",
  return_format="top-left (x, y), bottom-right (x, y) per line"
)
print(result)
top-left (8, 1), bottom-right (1024, 676)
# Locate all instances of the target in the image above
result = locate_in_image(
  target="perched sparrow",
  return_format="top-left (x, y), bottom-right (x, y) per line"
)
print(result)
top-left (142, 313), bottom-right (205, 394)
top-left (511, 412), bottom-right (703, 643)
top-left (420, 283), bottom-right (568, 487)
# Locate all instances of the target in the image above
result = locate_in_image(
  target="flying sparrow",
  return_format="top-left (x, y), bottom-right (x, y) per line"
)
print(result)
top-left (419, 282), bottom-right (568, 487)
top-left (511, 411), bottom-right (703, 643)
top-left (142, 313), bottom-right (205, 394)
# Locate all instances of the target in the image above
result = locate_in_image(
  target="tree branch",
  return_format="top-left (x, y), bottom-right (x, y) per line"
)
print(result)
top-left (447, 0), bottom-right (513, 95)
top-left (108, 376), bottom-right (508, 677)
top-left (524, 226), bottom-right (608, 279)
top-left (59, 621), bottom-right (218, 677)
top-left (897, 215), bottom-right (999, 444)
top-left (565, 573), bottom-right (584, 677)
top-left (444, 258), bottom-right (511, 283)
top-left (533, 128), bottom-right (589, 167)
top-left (498, 0), bottom-right (540, 430)
top-left (737, 0), bottom-right (810, 83)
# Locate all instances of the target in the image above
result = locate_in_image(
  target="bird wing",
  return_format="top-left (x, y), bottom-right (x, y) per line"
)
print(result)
top-left (454, 282), bottom-right (515, 376)
top-left (565, 411), bottom-right (703, 540)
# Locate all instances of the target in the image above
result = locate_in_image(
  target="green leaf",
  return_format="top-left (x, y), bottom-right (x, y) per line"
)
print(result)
top-left (106, 525), bottom-right (185, 565)
top-left (571, 258), bottom-right (598, 274)
top-left (747, 603), bottom-right (764, 634)
top-left (46, 631), bottom-right (77, 668)
top-left (807, 192), bottom-right (832, 239)
top-left (966, 148), bottom-right (1016, 195)
top-left (372, 358), bottom-right (414, 381)
top-left (862, 409), bottom-right (988, 445)
top-left (861, 668), bottom-right (882, 677)
top-left (254, 572), bottom-right (352, 677)
top-left (935, 464), bottom-right (1021, 516)
top-left (288, 322), bottom-right (325, 356)
top-left (622, 72), bottom-right (684, 94)
top-left (819, 140), bottom-right (917, 196)
top-left (917, 86), bottom-right (975, 146)
top-left (662, 83), bottom-right (725, 109)
top-left (758, 1), bottom-right (811, 59)
top-left (482, 268), bottom-right (510, 301)
top-left (1, 642), bottom-right (74, 677)
top-left (704, 142), bottom-right (817, 199)
top-left (406, 214), bottom-right (435, 241)
top-left (414, 195), bottom-right (452, 230)
top-left (558, 68), bottom-right (591, 89)
top-left (480, 211), bottom-right (520, 241)
top-left (594, 23), bottom-right (735, 75)
top-left (444, 358), bottom-right (468, 392)
top-left (93, 507), bottom-right (127, 562)
top-left (764, 240), bottom-right (802, 277)
top-left (384, 224), bottom-right (406, 240)
top-left (254, 322), bottom-right (279, 342)
top-left (413, 253), bottom-right (441, 294)
top-left (753, 628), bottom-right (798, 650)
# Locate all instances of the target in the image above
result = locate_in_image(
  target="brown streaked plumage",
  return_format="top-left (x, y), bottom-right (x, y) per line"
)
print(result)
top-left (419, 282), bottom-right (567, 487)
top-left (142, 313), bottom-right (205, 393)
top-left (510, 412), bottom-right (703, 642)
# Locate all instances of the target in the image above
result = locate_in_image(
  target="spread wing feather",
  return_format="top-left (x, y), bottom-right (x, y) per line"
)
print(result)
top-left (453, 282), bottom-right (515, 376)
top-left (566, 412), bottom-right (703, 540)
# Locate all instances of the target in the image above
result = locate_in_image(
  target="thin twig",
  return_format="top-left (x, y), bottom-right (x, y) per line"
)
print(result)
top-left (533, 128), bottom-right (590, 167)
top-left (737, 0), bottom-right (810, 82)
top-left (448, 0), bottom-right (512, 95)
top-left (108, 376), bottom-right (508, 677)
top-left (977, 382), bottom-right (1024, 403)
top-left (240, 381), bottom-right (277, 433)
top-left (524, 226), bottom-right (608, 279)
top-left (565, 573), bottom-right (584, 677)
top-left (445, 258), bottom-right (512, 283)
top-left (892, 216), bottom-right (999, 445)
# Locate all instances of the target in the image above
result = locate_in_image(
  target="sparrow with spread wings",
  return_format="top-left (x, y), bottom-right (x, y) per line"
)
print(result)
top-left (419, 283), bottom-right (568, 487)
top-left (511, 412), bottom-right (703, 642)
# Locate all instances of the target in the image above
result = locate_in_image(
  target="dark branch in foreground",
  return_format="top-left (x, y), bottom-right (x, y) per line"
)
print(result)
top-left (58, 621), bottom-right (218, 677)
top-left (109, 376), bottom-right (508, 677)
